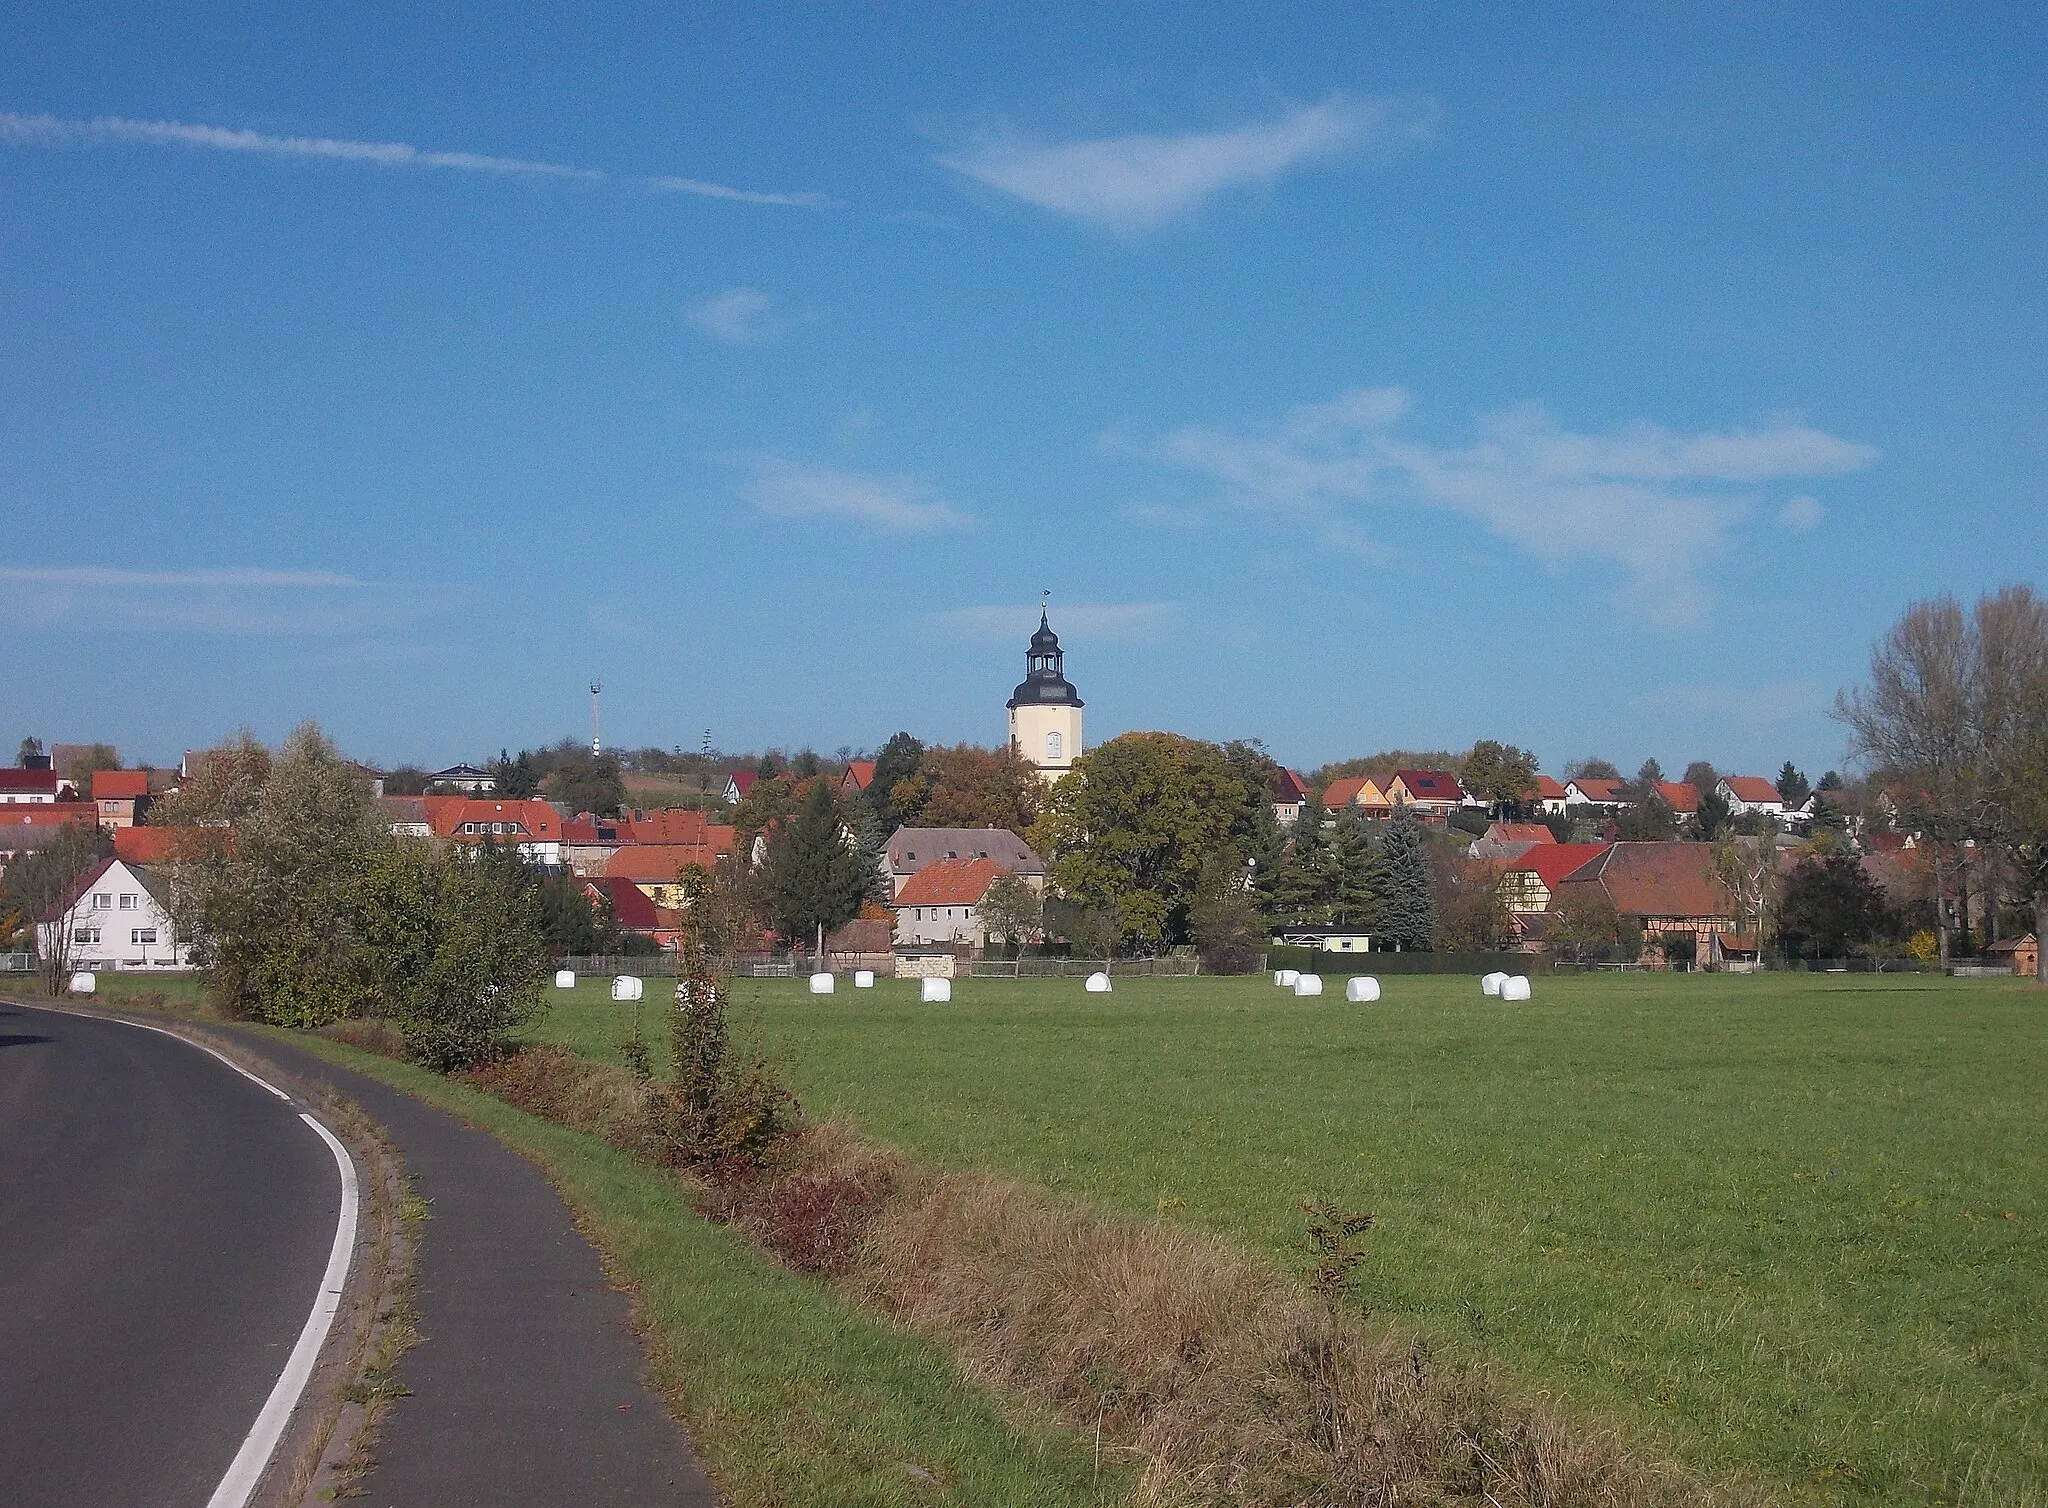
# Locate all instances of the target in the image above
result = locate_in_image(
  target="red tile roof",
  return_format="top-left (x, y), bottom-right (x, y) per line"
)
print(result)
top-left (1721, 776), bottom-right (1782, 805)
top-left (1526, 774), bottom-right (1569, 802)
top-left (584, 876), bottom-right (662, 930)
top-left (605, 844), bottom-right (724, 882)
top-left (726, 770), bottom-right (759, 798)
top-left (1485, 822), bottom-right (1554, 846)
top-left (620, 809), bottom-right (733, 849)
top-left (1503, 842), bottom-right (1611, 891)
top-left (1654, 780), bottom-right (1701, 813)
top-left (840, 761), bottom-right (876, 792)
top-left (0, 768), bottom-right (61, 796)
top-left (1555, 842), bottom-right (1734, 920)
top-left (1320, 776), bottom-right (1388, 808)
top-left (93, 769), bottom-right (151, 800)
top-left (894, 857), bottom-right (1004, 908)
top-left (0, 802), bottom-right (98, 829)
top-left (1390, 769), bottom-right (1465, 802)
top-left (1272, 768), bottom-right (1308, 803)
top-left (424, 797), bottom-right (563, 841)
top-left (114, 826), bottom-right (180, 864)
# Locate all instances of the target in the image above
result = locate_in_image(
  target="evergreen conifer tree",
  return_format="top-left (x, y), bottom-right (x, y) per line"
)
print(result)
top-left (1369, 811), bottom-right (1436, 949)
top-left (1274, 791), bottom-right (1333, 925)
top-left (1328, 806), bottom-right (1379, 928)
top-left (764, 781), bottom-right (867, 944)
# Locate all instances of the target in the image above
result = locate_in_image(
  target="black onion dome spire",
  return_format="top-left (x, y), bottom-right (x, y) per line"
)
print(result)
top-left (1007, 608), bottom-right (1083, 709)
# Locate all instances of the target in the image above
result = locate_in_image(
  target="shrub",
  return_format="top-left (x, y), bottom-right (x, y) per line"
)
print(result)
top-left (668, 966), bottom-right (797, 1166)
top-left (357, 838), bottom-right (546, 1072)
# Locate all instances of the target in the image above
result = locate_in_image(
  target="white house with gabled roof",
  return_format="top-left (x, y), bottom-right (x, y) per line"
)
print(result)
top-left (37, 856), bottom-right (192, 970)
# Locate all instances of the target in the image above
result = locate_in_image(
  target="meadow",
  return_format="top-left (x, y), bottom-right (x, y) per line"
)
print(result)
top-left (538, 969), bottom-right (2048, 1505)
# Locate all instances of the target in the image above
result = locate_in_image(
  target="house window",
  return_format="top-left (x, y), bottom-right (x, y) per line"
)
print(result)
top-left (120, 893), bottom-right (137, 910)
top-left (93, 893), bottom-right (111, 909)
top-left (73, 926), bottom-right (101, 944)
top-left (1046, 730), bottom-right (1062, 760)
top-left (132, 928), bottom-right (157, 945)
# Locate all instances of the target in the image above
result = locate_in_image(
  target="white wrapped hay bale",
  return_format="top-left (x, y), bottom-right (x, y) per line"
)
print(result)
top-left (1501, 975), bottom-right (1532, 1001)
top-left (1481, 971), bottom-right (1508, 997)
top-left (1292, 973), bottom-right (1324, 996)
top-left (1274, 969), bottom-right (1300, 988)
top-left (1085, 971), bottom-right (1112, 993)
top-left (809, 972), bottom-right (835, 994)
top-left (921, 976), bottom-right (952, 1003)
top-left (1345, 976), bottom-right (1381, 1002)
top-left (554, 969), bottom-right (577, 989)
top-left (69, 971), bottom-right (96, 995)
top-left (853, 970), bottom-right (876, 989)
top-left (610, 975), bottom-right (643, 1002)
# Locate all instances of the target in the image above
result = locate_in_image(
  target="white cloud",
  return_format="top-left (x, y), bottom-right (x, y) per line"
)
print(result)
top-left (685, 287), bottom-right (786, 346)
top-left (0, 565), bottom-right (359, 587)
top-left (0, 111), bottom-right (602, 179)
top-left (645, 176), bottom-right (834, 209)
top-left (0, 111), bottom-right (829, 206)
top-left (0, 562), bottom-right (452, 635)
top-left (936, 95), bottom-right (1416, 233)
top-left (1779, 494), bottom-right (1825, 531)
top-left (1148, 390), bottom-right (1876, 628)
top-left (926, 602), bottom-right (1178, 642)
top-left (739, 458), bottom-right (971, 533)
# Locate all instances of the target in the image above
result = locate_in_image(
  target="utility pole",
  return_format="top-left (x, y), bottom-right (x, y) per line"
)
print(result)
top-left (590, 681), bottom-right (603, 757)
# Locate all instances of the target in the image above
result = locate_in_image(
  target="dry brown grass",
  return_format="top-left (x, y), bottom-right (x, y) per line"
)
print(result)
top-left (442, 1044), bottom-right (1755, 1508)
top-left (320, 1017), bottom-right (409, 1060)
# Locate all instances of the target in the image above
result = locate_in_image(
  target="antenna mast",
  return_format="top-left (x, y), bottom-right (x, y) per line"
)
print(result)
top-left (590, 681), bottom-right (603, 756)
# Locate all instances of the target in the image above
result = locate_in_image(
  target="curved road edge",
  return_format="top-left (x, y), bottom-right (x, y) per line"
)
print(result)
top-left (17, 1001), bottom-right (408, 1508)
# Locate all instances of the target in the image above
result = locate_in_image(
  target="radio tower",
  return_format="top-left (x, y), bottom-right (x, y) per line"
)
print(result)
top-left (589, 681), bottom-right (603, 756)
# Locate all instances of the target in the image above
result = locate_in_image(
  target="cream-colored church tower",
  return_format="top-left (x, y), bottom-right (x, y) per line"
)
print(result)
top-left (1007, 609), bottom-right (1083, 781)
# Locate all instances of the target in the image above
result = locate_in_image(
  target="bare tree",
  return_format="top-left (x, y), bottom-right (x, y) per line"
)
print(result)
top-left (1, 822), bottom-right (111, 995)
top-left (1835, 596), bottom-right (1987, 966)
top-left (1837, 586), bottom-right (2048, 979)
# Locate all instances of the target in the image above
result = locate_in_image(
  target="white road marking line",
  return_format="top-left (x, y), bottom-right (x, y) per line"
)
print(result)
top-left (92, 1014), bottom-right (361, 1508)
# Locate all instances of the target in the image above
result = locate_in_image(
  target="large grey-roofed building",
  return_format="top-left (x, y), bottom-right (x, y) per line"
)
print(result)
top-left (885, 827), bottom-right (1045, 897)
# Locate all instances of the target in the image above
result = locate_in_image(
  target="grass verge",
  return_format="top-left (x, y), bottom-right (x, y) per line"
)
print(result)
top-left (460, 1043), bottom-right (1728, 1506)
top-left (531, 970), bottom-right (2048, 1504)
top-left (271, 1031), bottom-right (1128, 1508)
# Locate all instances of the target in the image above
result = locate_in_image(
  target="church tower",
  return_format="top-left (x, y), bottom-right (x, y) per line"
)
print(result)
top-left (1007, 609), bottom-right (1084, 781)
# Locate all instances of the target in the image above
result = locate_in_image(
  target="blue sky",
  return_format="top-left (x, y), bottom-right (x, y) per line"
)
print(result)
top-left (3, 4), bottom-right (2043, 778)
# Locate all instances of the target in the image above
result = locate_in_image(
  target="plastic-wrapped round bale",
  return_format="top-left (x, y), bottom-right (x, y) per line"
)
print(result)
top-left (1085, 971), bottom-right (1112, 993)
top-left (1500, 975), bottom-right (1532, 1001)
top-left (809, 972), bottom-right (835, 994)
top-left (1292, 973), bottom-right (1325, 996)
top-left (920, 976), bottom-right (952, 1003)
top-left (1345, 976), bottom-right (1381, 1002)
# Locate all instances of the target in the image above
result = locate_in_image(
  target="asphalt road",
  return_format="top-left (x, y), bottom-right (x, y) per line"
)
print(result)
top-left (240, 1034), bottom-right (718, 1506)
top-left (0, 1001), bottom-right (345, 1508)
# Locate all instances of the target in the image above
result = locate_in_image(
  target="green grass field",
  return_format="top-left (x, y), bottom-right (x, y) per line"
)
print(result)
top-left (536, 969), bottom-right (2048, 1504)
